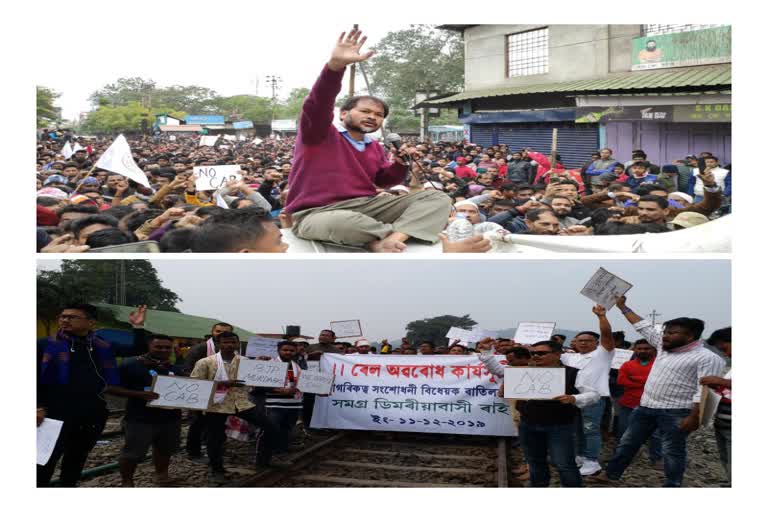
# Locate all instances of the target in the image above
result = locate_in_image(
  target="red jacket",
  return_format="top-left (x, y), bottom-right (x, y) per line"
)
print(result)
top-left (617, 357), bottom-right (655, 409)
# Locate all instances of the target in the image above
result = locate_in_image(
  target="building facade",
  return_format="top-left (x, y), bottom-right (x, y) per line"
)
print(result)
top-left (432, 24), bottom-right (731, 167)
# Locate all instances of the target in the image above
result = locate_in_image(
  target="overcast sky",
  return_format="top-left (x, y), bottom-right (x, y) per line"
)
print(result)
top-left (37, 259), bottom-right (730, 341)
top-left (34, 10), bottom-right (411, 120)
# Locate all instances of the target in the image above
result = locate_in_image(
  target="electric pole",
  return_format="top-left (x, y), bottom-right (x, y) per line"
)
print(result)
top-left (649, 309), bottom-right (662, 325)
top-left (265, 75), bottom-right (282, 123)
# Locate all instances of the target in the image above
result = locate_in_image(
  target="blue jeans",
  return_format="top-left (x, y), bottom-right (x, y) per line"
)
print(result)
top-left (519, 421), bottom-right (582, 487)
top-left (576, 399), bottom-right (605, 460)
top-left (606, 406), bottom-right (691, 487)
top-left (616, 404), bottom-right (662, 462)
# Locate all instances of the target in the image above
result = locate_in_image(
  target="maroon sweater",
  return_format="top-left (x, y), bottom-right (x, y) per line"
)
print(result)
top-left (284, 64), bottom-right (408, 214)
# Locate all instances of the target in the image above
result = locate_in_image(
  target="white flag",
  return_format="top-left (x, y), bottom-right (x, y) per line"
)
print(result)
top-left (214, 191), bottom-right (230, 209)
top-left (199, 135), bottom-right (219, 147)
top-left (252, 137), bottom-right (263, 146)
top-left (60, 141), bottom-right (73, 159)
top-left (72, 142), bottom-right (85, 153)
top-left (94, 135), bottom-right (150, 188)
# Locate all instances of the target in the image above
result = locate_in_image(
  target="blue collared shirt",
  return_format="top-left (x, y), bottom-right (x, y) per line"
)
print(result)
top-left (336, 124), bottom-right (374, 152)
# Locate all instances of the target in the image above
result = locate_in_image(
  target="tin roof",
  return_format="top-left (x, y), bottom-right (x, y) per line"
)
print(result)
top-left (427, 64), bottom-right (731, 105)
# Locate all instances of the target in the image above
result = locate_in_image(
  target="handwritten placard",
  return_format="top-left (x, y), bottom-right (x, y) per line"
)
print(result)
top-left (306, 360), bottom-right (322, 372)
top-left (514, 322), bottom-right (556, 345)
top-left (610, 348), bottom-right (635, 370)
top-left (246, 337), bottom-right (279, 358)
top-left (297, 369), bottom-right (335, 395)
top-left (237, 359), bottom-right (288, 387)
top-left (147, 375), bottom-right (215, 411)
top-left (37, 418), bottom-right (64, 466)
top-left (445, 326), bottom-right (472, 342)
top-left (193, 165), bottom-right (243, 191)
top-left (503, 367), bottom-right (566, 399)
top-left (580, 267), bottom-right (633, 309)
top-left (330, 319), bottom-right (362, 338)
top-left (199, 135), bottom-right (219, 147)
top-left (468, 328), bottom-right (499, 344)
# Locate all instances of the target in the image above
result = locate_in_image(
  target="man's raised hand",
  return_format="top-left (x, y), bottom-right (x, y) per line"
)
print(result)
top-left (129, 305), bottom-right (148, 327)
top-left (329, 27), bottom-right (375, 72)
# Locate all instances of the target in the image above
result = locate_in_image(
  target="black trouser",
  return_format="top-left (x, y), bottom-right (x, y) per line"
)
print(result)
top-left (186, 411), bottom-right (205, 456)
top-left (204, 407), bottom-right (274, 471)
top-left (257, 408), bottom-right (301, 456)
top-left (37, 410), bottom-right (108, 487)
top-left (302, 394), bottom-right (315, 428)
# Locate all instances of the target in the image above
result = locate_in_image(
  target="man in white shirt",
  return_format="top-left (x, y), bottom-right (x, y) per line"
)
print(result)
top-left (560, 305), bottom-right (615, 476)
top-left (603, 295), bottom-right (726, 487)
top-left (690, 155), bottom-right (729, 201)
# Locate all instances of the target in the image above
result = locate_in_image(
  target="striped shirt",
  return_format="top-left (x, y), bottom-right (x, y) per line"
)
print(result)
top-left (632, 318), bottom-right (726, 409)
top-left (265, 361), bottom-right (303, 410)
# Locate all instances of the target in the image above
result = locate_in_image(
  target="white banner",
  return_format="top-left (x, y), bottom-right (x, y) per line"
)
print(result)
top-left (610, 348), bottom-right (634, 370)
top-left (514, 321), bottom-right (556, 345)
top-left (237, 359), bottom-right (288, 387)
top-left (94, 134), bottom-right (150, 188)
top-left (310, 354), bottom-right (516, 436)
top-left (330, 319), bottom-right (362, 338)
top-left (580, 267), bottom-right (633, 310)
top-left (199, 135), bottom-right (219, 147)
top-left (193, 165), bottom-right (243, 191)
top-left (37, 418), bottom-right (64, 466)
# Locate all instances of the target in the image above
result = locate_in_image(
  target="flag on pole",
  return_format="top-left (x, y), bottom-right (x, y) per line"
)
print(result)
top-left (60, 142), bottom-right (73, 159)
top-left (94, 135), bottom-right (150, 188)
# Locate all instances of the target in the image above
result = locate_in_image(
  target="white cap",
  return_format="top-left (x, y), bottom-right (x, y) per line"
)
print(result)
top-left (355, 338), bottom-right (371, 347)
top-left (389, 185), bottom-right (409, 193)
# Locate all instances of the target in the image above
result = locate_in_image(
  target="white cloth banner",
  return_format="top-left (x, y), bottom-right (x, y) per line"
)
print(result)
top-left (94, 134), bottom-right (150, 188)
top-left (60, 141), bottom-right (73, 159)
top-left (311, 354), bottom-right (516, 436)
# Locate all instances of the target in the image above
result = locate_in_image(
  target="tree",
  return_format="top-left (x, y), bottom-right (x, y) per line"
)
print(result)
top-left (365, 25), bottom-right (464, 132)
top-left (80, 102), bottom-right (186, 135)
top-left (215, 95), bottom-right (273, 123)
top-left (37, 86), bottom-right (60, 127)
top-left (404, 314), bottom-right (476, 346)
top-left (37, 261), bottom-right (181, 335)
top-left (274, 88), bottom-right (310, 120)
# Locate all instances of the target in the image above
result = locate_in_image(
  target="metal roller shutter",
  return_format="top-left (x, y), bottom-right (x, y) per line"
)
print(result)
top-left (470, 125), bottom-right (496, 148)
top-left (496, 123), bottom-right (599, 168)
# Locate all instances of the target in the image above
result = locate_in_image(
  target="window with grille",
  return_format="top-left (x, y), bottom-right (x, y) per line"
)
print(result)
top-left (643, 24), bottom-right (726, 36)
top-left (506, 27), bottom-right (549, 77)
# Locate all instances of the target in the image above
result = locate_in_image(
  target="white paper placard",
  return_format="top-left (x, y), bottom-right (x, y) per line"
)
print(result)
top-left (297, 369), bottom-right (334, 394)
top-left (514, 322), bottom-right (556, 345)
top-left (330, 319), bottom-right (362, 338)
top-left (445, 326), bottom-right (472, 341)
top-left (199, 135), bottom-right (219, 147)
top-left (580, 267), bottom-right (633, 309)
top-left (246, 337), bottom-right (279, 358)
top-left (237, 359), bottom-right (288, 387)
top-left (503, 367), bottom-right (566, 399)
top-left (147, 375), bottom-right (215, 411)
top-left (37, 418), bottom-right (64, 466)
top-left (306, 360), bottom-right (322, 372)
top-left (610, 348), bottom-right (635, 370)
top-left (193, 165), bottom-right (243, 191)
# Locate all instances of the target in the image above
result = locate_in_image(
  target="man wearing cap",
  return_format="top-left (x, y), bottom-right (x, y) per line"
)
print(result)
top-left (284, 27), bottom-right (452, 253)
top-left (448, 200), bottom-right (507, 236)
top-left (354, 339), bottom-right (372, 354)
top-left (670, 212), bottom-right (709, 230)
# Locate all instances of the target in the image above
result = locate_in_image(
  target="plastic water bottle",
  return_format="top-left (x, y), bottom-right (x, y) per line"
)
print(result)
top-left (448, 213), bottom-right (474, 241)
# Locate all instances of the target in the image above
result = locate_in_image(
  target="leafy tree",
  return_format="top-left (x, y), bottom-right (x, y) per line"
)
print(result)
top-left (404, 314), bottom-right (476, 346)
top-left (215, 95), bottom-right (273, 123)
top-left (365, 25), bottom-right (464, 132)
top-left (274, 88), bottom-right (310, 120)
top-left (37, 261), bottom-right (181, 335)
top-left (37, 86), bottom-right (60, 127)
top-left (88, 77), bottom-right (157, 108)
top-left (152, 85), bottom-right (220, 113)
top-left (81, 102), bottom-right (185, 135)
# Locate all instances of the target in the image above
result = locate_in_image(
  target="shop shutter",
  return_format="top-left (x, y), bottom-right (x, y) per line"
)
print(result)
top-left (496, 122), bottom-right (599, 168)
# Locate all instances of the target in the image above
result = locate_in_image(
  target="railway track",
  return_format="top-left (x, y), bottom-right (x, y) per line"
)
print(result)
top-left (235, 431), bottom-right (512, 488)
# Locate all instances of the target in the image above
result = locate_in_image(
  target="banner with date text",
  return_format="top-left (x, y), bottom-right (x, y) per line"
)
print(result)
top-left (311, 354), bottom-right (516, 436)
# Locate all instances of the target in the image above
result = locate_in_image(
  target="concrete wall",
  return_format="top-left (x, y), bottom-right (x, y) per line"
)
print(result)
top-left (462, 24), bottom-right (643, 91)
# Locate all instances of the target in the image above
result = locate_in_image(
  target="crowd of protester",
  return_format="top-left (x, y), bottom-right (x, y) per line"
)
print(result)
top-left (37, 294), bottom-right (731, 488)
top-left (35, 132), bottom-right (732, 253)
top-left (36, 26), bottom-right (731, 253)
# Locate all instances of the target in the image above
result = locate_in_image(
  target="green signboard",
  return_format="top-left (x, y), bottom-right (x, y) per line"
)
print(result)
top-left (576, 104), bottom-right (731, 124)
top-left (672, 104), bottom-right (731, 123)
top-left (631, 26), bottom-right (731, 71)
